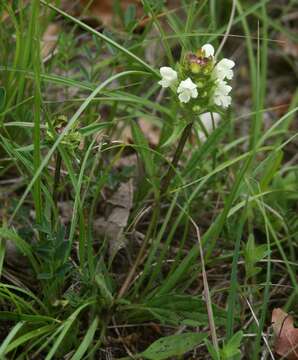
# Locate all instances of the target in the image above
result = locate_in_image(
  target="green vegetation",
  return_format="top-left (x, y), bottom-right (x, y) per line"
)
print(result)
top-left (0, 0), bottom-right (297, 358)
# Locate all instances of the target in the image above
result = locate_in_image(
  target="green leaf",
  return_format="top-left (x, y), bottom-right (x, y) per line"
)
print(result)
top-left (161, 122), bottom-right (186, 148)
top-left (124, 4), bottom-right (136, 29)
top-left (95, 274), bottom-right (113, 305)
top-left (40, 0), bottom-right (158, 76)
top-left (254, 244), bottom-right (268, 262)
top-left (71, 316), bottom-right (99, 360)
top-left (79, 122), bottom-right (112, 137)
top-left (0, 87), bottom-right (6, 112)
top-left (0, 228), bottom-right (38, 273)
top-left (45, 302), bottom-right (93, 360)
top-left (124, 294), bottom-right (226, 327)
top-left (205, 339), bottom-right (220, 360)
top-left (0, 312), bottom-right (56, 323)
top-left (5, 324), bottom-right (55, 354)
top-left (183, 119), bottom-right (229, 177)
top-left (259, 150), bottom-right (283, 190)
top-left (0, 321), bottom-right (24, 357)
top-left (244, 234), bottom-right (268, 279)
top-left (140, 332), bottom-right (207, 360)
top-left (37, 272), bottom-right (53, 280)
top-left (131, 120), bottom-right (158, 189)
top-left (221, 331), bottom-right (243, 359)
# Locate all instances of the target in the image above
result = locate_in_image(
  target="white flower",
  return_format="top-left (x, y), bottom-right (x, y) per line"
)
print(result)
top-left (158, 66), bottom-right (178, 88)
top-left (201, 44), bottom-right (215, 58)
top-left (177, 78), bottom-right (198, 103)
top-left (213, 58), bottom-right (235, 80)
top-left (213, 80), bottom-right (232, 108)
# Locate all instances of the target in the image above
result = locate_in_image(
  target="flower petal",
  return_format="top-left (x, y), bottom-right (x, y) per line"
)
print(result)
top-left (213, 58), bottom-right (235, 80)
top-left (160, 66), bottom-right (178, 81)
top-left (217, 58), bottom-right (235, 69)
top-left (178, 78), bottom-right (197, 92)
top-left (178, 91), bottom-right (191, 103)
top-left (158, 79), bottom-right (170, 88)
top-left (191, 88), bottom-right (198, 99)
top-left (202, 44), bottom-right (215, 57)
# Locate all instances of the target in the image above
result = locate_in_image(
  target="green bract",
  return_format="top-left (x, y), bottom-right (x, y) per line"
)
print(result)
top-left (46, 115), bottom-right (82, 151)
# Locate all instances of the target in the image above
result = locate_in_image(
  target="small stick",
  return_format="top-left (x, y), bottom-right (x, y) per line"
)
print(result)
top-left (189, 216), bottom-right (219, 354)
top-left (244, 297), bottom-right (275, 359)
top-left (215, 0), bottom-right (236, 58)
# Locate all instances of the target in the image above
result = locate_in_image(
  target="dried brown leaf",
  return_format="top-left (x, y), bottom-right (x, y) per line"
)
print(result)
top-left (94, 180), bottom-right (134, 258)
top-left (79, 0), bottom-right (143, 27)
top-left (272, 308), bottom-right (298, 360)
top-left (41, 23), bottom-right (60, 60)
top-left (277, 33), bottom-right (298, 58)
top-left (115, 119), bottom-right (159, 146)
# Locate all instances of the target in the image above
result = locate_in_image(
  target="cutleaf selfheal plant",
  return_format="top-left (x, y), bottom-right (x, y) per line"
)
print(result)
top-left (116, 44), bottom-right (235, 301)
top-left (159, 44), bottom-right (235, 192)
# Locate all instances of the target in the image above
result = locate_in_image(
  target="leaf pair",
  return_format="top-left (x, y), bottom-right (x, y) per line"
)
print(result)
top-left (206, 331), bottom-right (243, 360)
top-left (244, 234), bottom-right (268, 279)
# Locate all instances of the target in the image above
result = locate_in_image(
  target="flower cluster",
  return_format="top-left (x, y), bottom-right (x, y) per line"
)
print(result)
top-left (158, 44), bottom-right (235, 110)
top-left (46, 115), bottom-right (82, 151)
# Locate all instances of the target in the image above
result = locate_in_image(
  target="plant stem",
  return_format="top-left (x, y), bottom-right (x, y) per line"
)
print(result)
top-left (161, 121), bottom-right (193, 194)
top-left (210, 111), bottom-right (217, 169)
top-left (52, 152), bottom-right (62, 226)
top-left (32, 0), bottom-right (42, 226)
top-left (117, 120), bottom-right (194, 299)
top-left (189, 216), bottom-right (219, 355)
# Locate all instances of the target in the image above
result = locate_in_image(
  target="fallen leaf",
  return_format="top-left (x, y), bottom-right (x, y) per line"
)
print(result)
top-left (94, 180), bottom-right (133, 258)
top-left (277, 33), bottom-right (298, 58)
top-left (58, 201), bottom-right (74, 225)
top-left (41, 23), bottom-right (60, 60)
top-left (139, 119), bottom-right (160, 146)
top-left (272, 308), bottom-right (298, 359)
top-left (116, 119), bottom-right (160, 147)
top-left (115, 153), bottom-right (138, 168)
top-left (79, 0), bottom-right (143, 27)
top-left (5, 240), bottom-right (29, 269)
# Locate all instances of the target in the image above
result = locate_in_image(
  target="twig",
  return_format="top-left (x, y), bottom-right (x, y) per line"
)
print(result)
top-left (189, 216), bottom-right (219, 354)
top-left (215, 0), bottom-right (236, 58)
top-left (112, 317), bottom-right (136, 359)
top-left (244, 297), bottom-right (275, 359)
